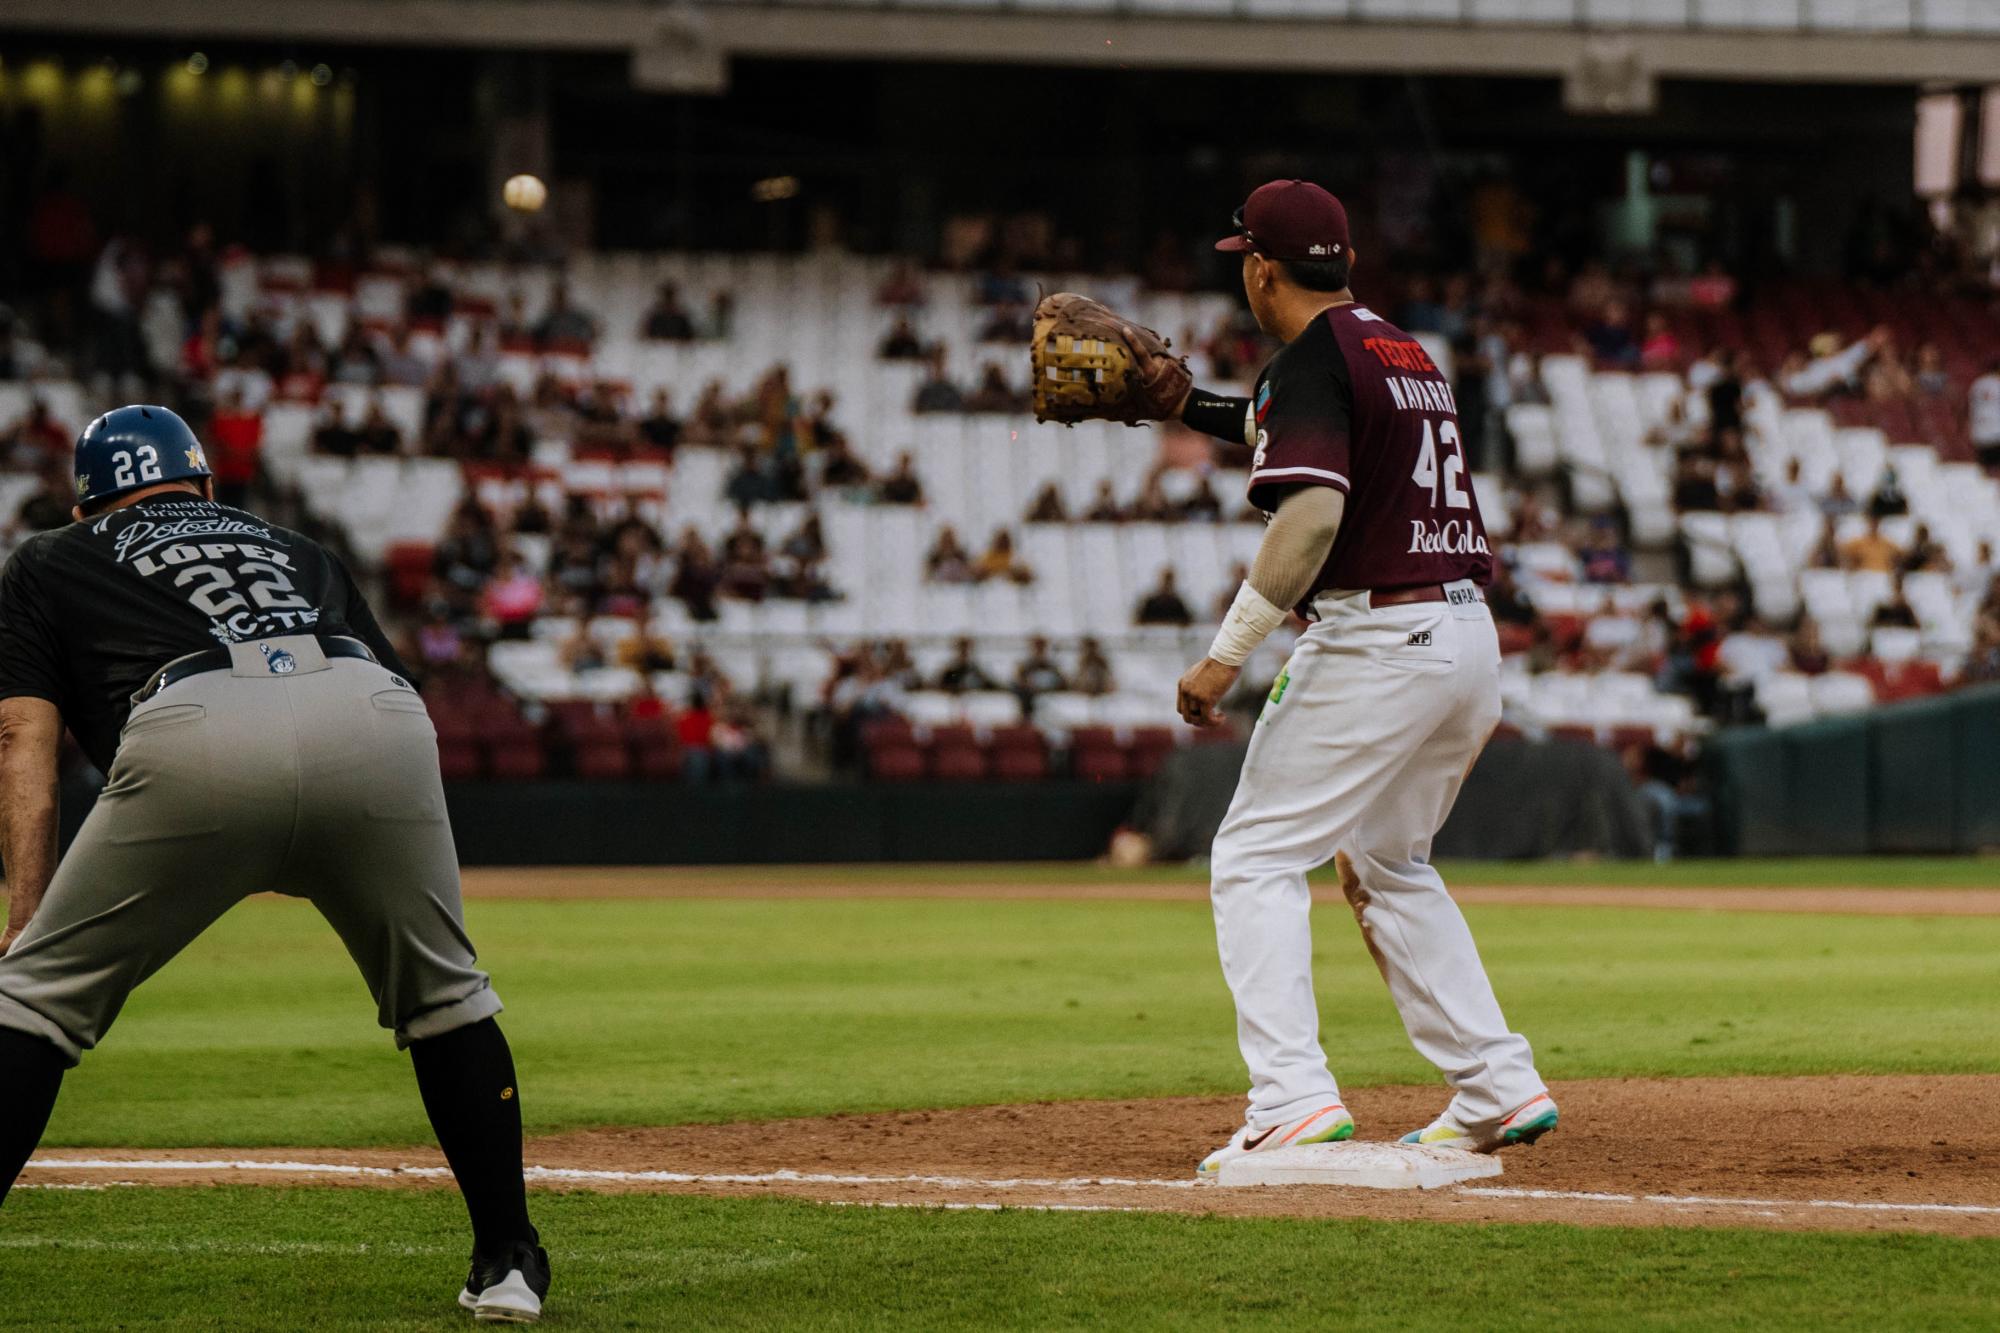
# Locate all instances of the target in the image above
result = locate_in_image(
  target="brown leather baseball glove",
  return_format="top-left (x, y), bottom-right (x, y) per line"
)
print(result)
top-left (1030, 292), bottom-right (1192, 427)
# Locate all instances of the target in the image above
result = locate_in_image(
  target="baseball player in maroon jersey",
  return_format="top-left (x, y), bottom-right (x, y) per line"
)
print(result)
top-left (1174, 181), bottom-right (1556, 1177)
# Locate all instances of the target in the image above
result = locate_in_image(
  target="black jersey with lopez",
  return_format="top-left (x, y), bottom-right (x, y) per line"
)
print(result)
top-left (0, 498), bottom-right (407, 770)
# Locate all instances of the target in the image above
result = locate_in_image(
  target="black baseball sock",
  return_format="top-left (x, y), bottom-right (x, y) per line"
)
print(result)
top-left (0, 1027), bottom-right (68, 1207)
top-left (409, 1018), bottom-right (534, 1256)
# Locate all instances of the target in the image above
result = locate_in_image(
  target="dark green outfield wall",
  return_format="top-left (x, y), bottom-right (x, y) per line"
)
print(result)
top-left (441, 781), bottom-right (1143, 865)
top-left (1708, 684), bottom-right (2000, 855)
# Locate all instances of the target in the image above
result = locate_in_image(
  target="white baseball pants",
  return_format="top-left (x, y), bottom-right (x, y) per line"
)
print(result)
top-left (1210, 582), bottom-right (1546, 1132)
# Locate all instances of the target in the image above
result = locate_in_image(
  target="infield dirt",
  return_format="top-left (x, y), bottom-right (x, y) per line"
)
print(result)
top-left (27, 1075), bottom-right (2000, 1237)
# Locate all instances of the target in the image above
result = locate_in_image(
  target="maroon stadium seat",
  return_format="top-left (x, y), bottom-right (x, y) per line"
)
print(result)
top-left (485, 739), bottom-right (547, 780)
top-left (867, 741), bottom-right (926, 783)
top-left (989, 726), bottom-right (1050, 781)
top-left (1126, 727), bottom-right (1177, 779)
top-left (1071, 744), bottom-right (1129, 783)
top-left (572, 738), bottom-right (632, 781)
top-left (928, 740), bottom-right (990, 782)
top-left (437, 738), bottom-right (483, 782)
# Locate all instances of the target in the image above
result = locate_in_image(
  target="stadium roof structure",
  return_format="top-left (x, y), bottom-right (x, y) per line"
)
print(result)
top-left (10, 0), bottom-right (2000, 97)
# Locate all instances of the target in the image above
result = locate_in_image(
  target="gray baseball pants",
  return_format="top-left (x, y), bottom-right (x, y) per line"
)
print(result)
top-left (0, 636), bottom-right (500, 1066)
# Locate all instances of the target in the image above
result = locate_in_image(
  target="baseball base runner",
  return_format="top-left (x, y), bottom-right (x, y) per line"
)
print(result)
top-left (0, 407), bottom-right (550, 1323)
top-left (1033, 179), bottom-right (1557, 1177)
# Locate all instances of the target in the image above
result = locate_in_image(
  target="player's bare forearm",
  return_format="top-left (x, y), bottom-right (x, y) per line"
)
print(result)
top-left (0, 697), bottom-right (62, 952)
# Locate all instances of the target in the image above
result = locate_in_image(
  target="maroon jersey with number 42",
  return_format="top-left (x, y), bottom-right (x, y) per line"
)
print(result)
top-left (1241, 304), bottom-right (1492, 611)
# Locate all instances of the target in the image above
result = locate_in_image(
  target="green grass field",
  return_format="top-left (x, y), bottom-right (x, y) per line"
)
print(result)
top-left (7, 857), bottom-right (2000, 1329)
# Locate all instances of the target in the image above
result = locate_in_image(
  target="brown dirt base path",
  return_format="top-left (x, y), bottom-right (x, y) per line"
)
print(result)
top-left (25, 1075), bottom-right (2000, 1237)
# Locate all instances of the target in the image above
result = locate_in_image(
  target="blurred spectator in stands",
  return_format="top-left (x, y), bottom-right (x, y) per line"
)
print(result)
top-left (878, 452), bottom-right (926, 505)
top-left (1871, 576), bottom-right (1919, 629)
top-left (937, 637), bottom-right (998, 693)
top-left (686, 380), bottom-right (734, 445)
top-left (1578, 520), bottom-right (1630, 583)
top-left (676, 693), bottom-right (717, 784)
top-left (1914, 343), bottom-right (1951, 398)
top-left (2, 400), bottom-right (70, 467)
top-left (708, 288), bottom-right (736, 340)
top-left (1012, 636), bottom-right (1069, 706)
top-left (0, 306), bottom-right (49, 381)
top-left (719, 518), bottom-right (772, 602)
top-left (414, 603), bottom-right (464, 673)
top-left (1181, 474), bottom-right (1224, 523)
top-left (1903, 522), bottom-right (1950, 574)
top-left (1702, 348), bottom-right (1744, 437)
top-left (1072, 637), bottom-right (1115, 695)
top-left (978, 301), bottom-right (1032, 344)
top-left (377, 325), bottom-right (429, 387)
top-left (711, 700), bottom-right (771, 783)
top-left (357, 399), bottom-right (402, 455)
top-left (214, 340), bottom-right (276, 413)
top-left (877, 640), bottom-right (921, 690)
top-left (926, 526), bottom-right (976, 584)
top-left (550, 529), bottom-right (606, 605)
top-left (1713, 429), bottom-right (1761, 512)
top-left (277, 323), bottom-right (329, 401)
top-left (879, 315), bottom-right (924, 361)
top-left (1631, 741), bottom-right (1707, 863)
top-left (330, 326), bottom-right (381, 386)
top-left (480, 550), bottom-right (545, 639)
top-left (1025, 481), bottom-right (1068, 523)
top-left (557, 624), bottom-right (608, 673)
top-left (1397, 277), bottom-right (1445, 334)
top-left (670, 527), bottom-right (720, 621)
top-left (974, 529), bottom-right (1035, 585)
top-left (497, 294), bottom-right (533, 345)
top-left (1672, 453), bottom-right (1721, 512)
top-left (1688, 261), bottom-right (1737, 311)
top-left (642, 282), bottom-right (697, 341)
top-left (1638, 312), bottom-right (1681, 370)
top-left (818, 435), bottom-right (872, 490)
top-left (876, 263), bottom-right (926, 307)
top-left (455, 322), bottom-right (503, 395)
top-left (964, 363), bottom-right (1026, 414)
top-left (435, 501), bottom-right (501, 598)
top-left (1779, 328), bottom-right (1884, 400)
top-left (207, 388), bottom-right (264, 507)
top-left (1130, 473), bottom-right (1176, 523)
top-left (1486, 563), bottom-right (1536, 631)
top-left (1788, 616), bottom-right (1831, 675)
top-left (12, 469), bottom-right (72, 534)
top-left (1818, 473), bottom-right (1860, 519)
top-left (725, 444), bottom-right (777, 508)
top-left (1868, 465), bottom-right (1909, 518)
top-left (88, 235), bottom-right (151, 391)
top-left (533, 280), bottom-right (598, 347)
top-left (1767, 458), bottom-right (1815, 515)
top-left (1964, 615), bottom-right (2000, 684)
top-left (1971, 357), bottom-right (2000, 470)
top-left (975, 264), bottom-right (1028, 307)
top-left (913, 349), bottom-right (963, 413)
top-left (1084, 480), bottom-right (1125, 523)
top-left (779, 511), bottom-right (826, 566)
top-left (638, 388), bottom-right (682, 452)
top-left (1135, 568), bottom-right (1194, 627)
top-left (313, 400), bottom-right (360, 457)
top-left (1864, 340), bottom-right (1915, 403)
top-left (1956, 540), bottom-right (1996, 600)
top-left (618, 629), bottom-right (677, 674)
top-left (1583, 300), bottom-right (1639, 369)
top-left (1839, 515), bottom-right (1903, 573)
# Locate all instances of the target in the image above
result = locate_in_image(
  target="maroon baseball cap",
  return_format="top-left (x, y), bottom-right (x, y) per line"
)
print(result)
top-left (1215, 180), bottom-right (1350, 261)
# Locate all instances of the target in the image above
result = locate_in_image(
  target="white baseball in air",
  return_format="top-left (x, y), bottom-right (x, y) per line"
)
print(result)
top-left (502, 174), bottom-right (548, 213)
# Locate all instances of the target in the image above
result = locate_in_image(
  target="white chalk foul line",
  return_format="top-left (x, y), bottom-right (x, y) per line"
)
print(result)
top-left (24, 1159), bottom-right (1999, 1219)
top-left (1462, 1187), bottom-right (2000, 1217)
top-left (26, 1158), bottom-right (1201, 1192)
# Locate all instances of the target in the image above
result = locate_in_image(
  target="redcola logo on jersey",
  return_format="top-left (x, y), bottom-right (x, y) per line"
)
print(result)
top-left (1406, 518), bottom-right (1490, 556)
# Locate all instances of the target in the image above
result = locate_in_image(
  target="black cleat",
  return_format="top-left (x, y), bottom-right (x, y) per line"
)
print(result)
top-left (456, 1237), bottom-right (551, 1324)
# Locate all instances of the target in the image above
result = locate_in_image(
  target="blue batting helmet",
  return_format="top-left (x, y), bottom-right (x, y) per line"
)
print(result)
top-left (74, 405), bottom-right (213, 509)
